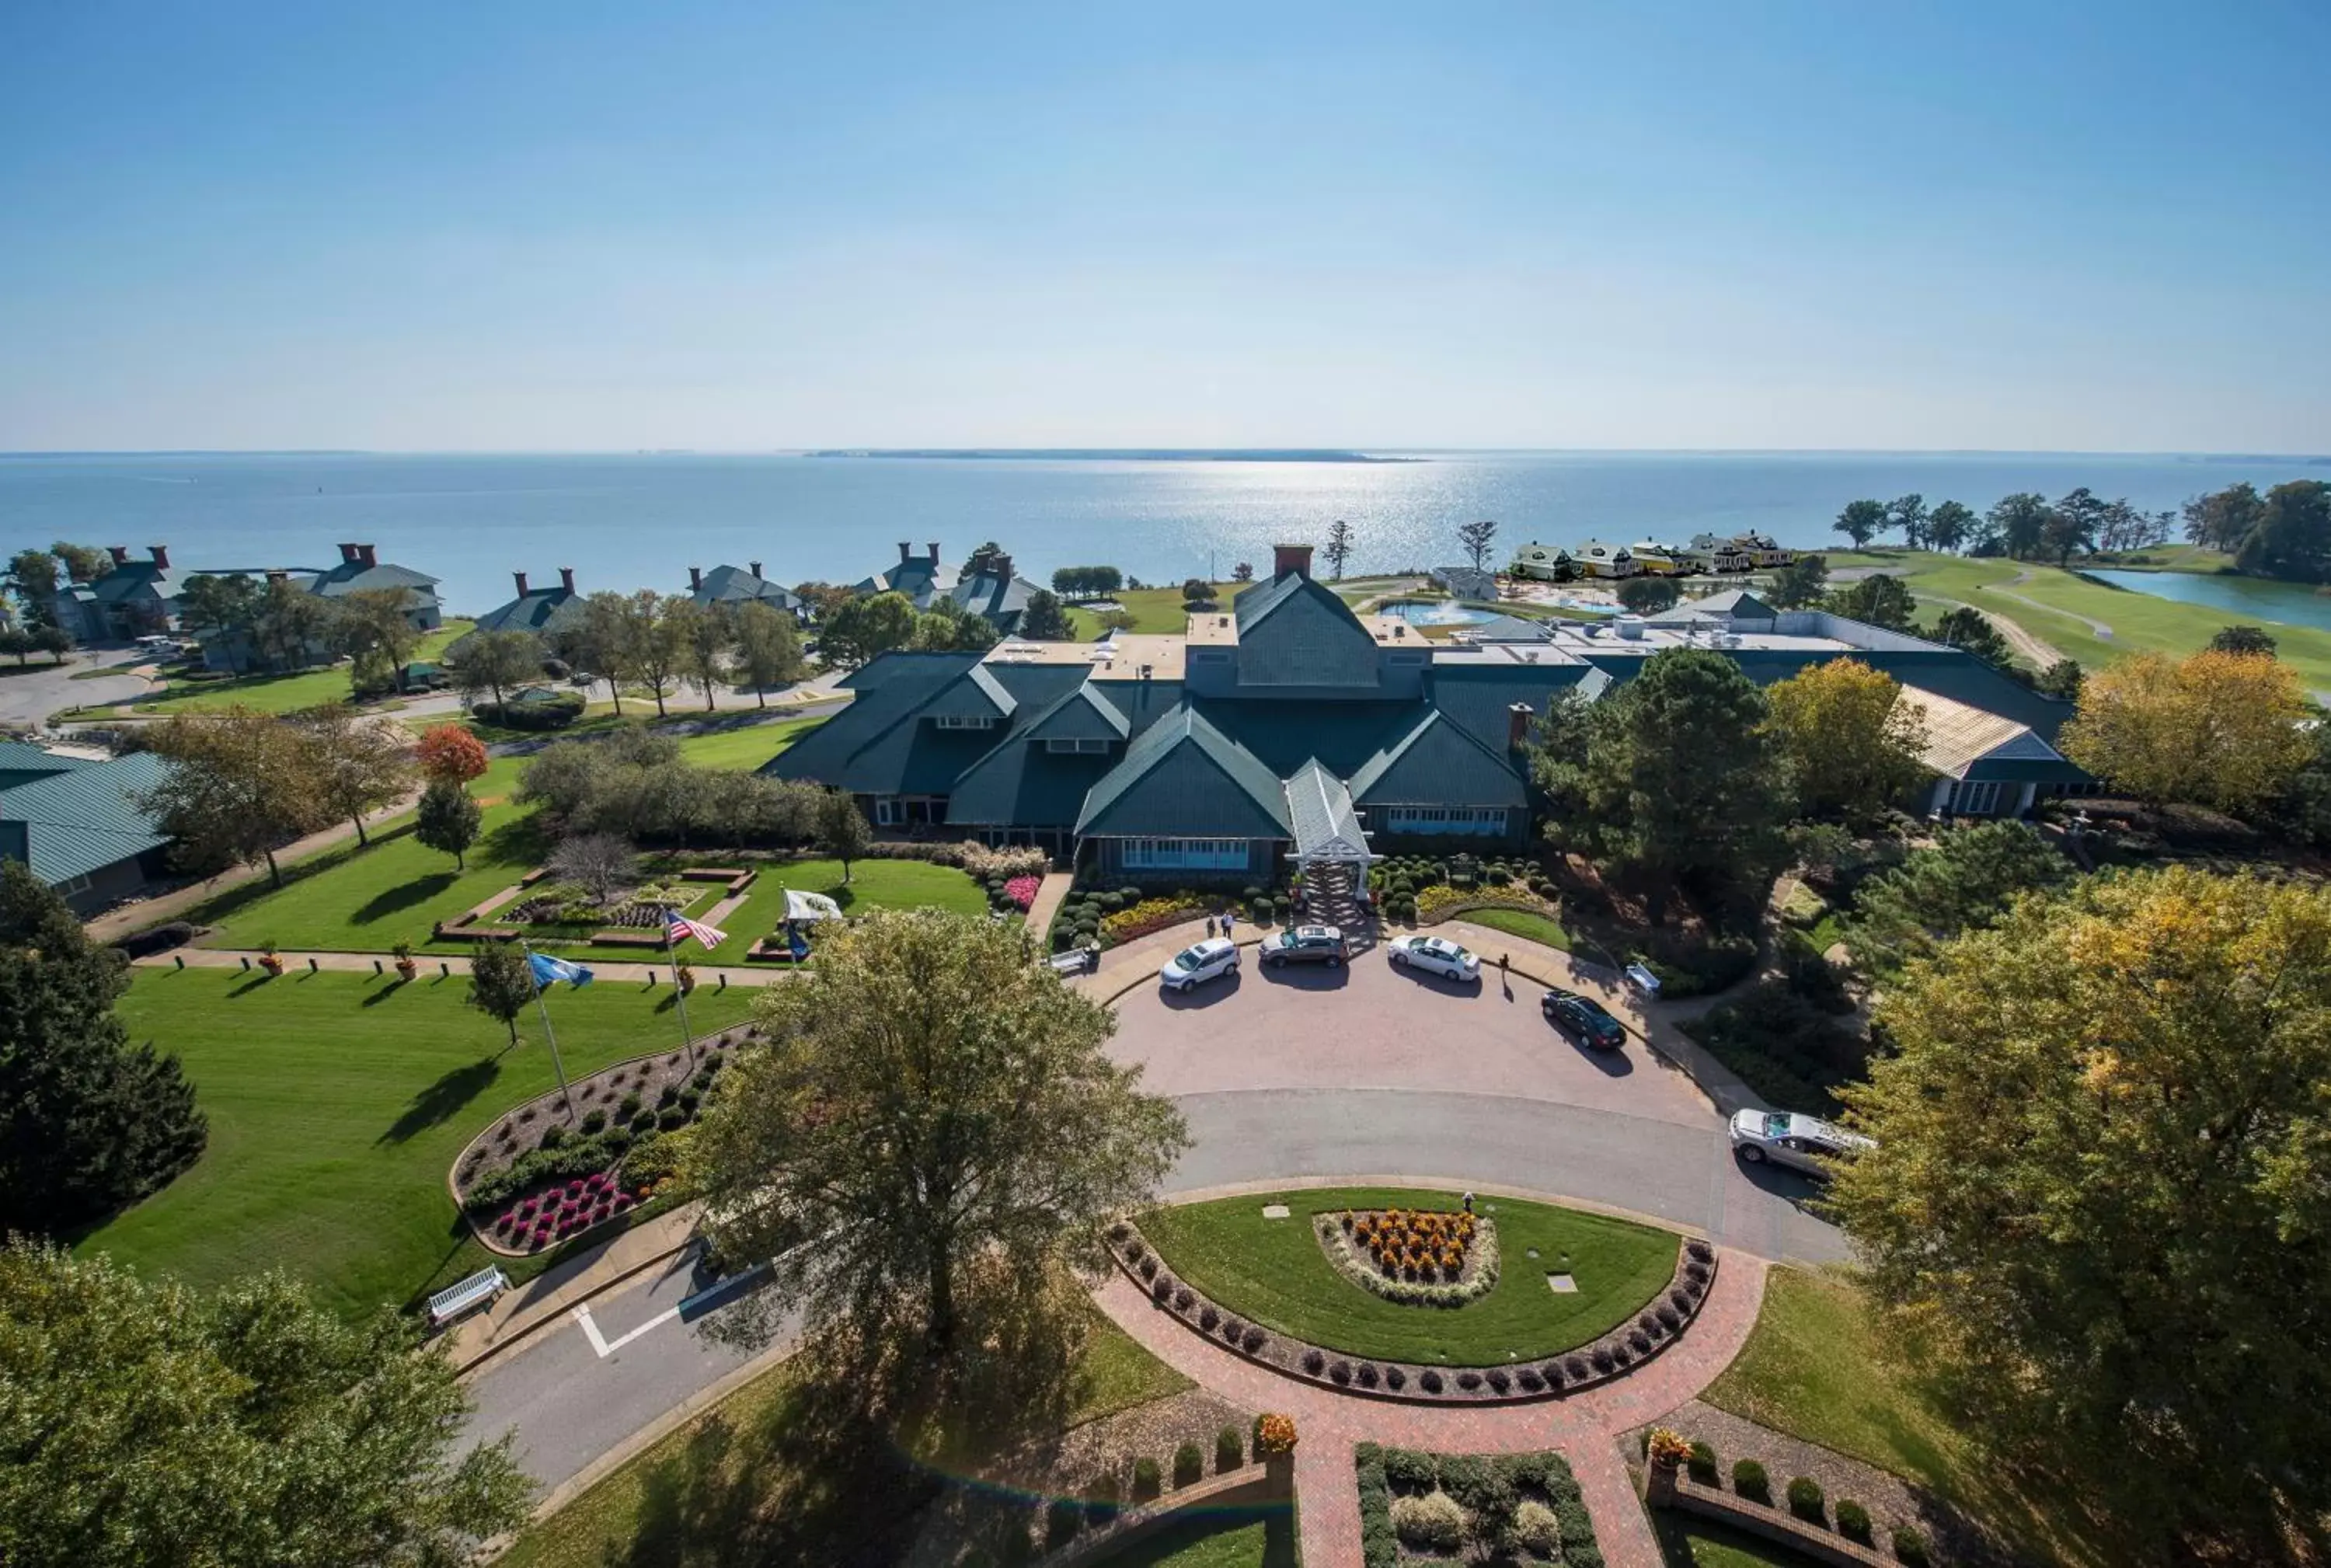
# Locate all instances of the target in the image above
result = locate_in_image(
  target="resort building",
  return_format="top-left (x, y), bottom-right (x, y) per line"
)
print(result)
top-left (0, 747), bottom-right (174, 915)
top-left (308, 543), bottom-right (442, 630)
top-left (852, 542), bottom-right (952, 612)
top-left (1571, 541), bottom-right (1640, 580)
top-left (946, 551), bottom-right (1044, 635)
top-left (1627, 542), bottom-right (1688, 577)
top-left (52, 546), bottom-right (193, 643)
top-left (1682, 535), bottom-right (1754, 574)
top-left (687, 563), bottom-right (810, 622)
top-left (1507, 543), bottom-right (1575, 582)
top-left (52, 542), bottom-right (441, 667)
top-left (456, 569), bottom-right (588, 653)
top-left (765, 544), bottom-right (2091, 876)
top-left (1428, 566), bottom-right (1500, 601)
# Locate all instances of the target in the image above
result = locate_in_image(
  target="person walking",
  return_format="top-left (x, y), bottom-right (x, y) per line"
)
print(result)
top-left (1221, 907), bottom-right (1236, 941)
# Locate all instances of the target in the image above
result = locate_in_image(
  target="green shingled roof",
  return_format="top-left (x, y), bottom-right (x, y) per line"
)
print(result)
top-left (0, 751), bottom-right (172, 886)
top-left (1075, 707), bottom-right (1291, 839)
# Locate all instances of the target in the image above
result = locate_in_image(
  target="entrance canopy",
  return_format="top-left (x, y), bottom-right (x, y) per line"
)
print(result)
top-left (783, 888), bottom-right (846, 922)
top-left (1284, 758), bottom-right (1375, 866)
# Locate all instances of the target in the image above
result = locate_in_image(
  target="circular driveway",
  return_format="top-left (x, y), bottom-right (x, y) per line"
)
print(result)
top-left (1109, 952), bottom-right (1848, 1266)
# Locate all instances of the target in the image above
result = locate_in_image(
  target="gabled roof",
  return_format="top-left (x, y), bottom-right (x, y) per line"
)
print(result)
top-left (308, 561), bottom-right (440, 598)
top-left (1896, 683), bottom-right (2071, 779)
top-left (1689, 588), bottom-right (1774, 619)
top-left (920, 663), bottom-right (1019, 722)
top-left (1230, 571), bottom-right (1382, 688)
top-left (0, 741), bottom-right (90, 785)
top-left (853, 558), bottom-right (948, 610)
top-left (1075, 706), bottom-right (1291, 839)
top-left (1023, 681), bottom-right (1130, 743)
top-left (949, 570), bottom-right (1037, 624)
top-left (1284, 758), bottom-right (1372, 861)
top-left (0, 752), bottom-right (172, 885)
top-left (1347, 710), bottom-right (1528, 808)
top-left (467, 588), bottom-right (586, 639)
top-left (692, 565), bottom-right (803, 610)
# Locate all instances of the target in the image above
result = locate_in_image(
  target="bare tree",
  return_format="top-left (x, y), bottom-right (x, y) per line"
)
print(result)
top-left (547, 832), bottom-right (638, 904)
top-left (1322, 518), bottom-right (1355, 580)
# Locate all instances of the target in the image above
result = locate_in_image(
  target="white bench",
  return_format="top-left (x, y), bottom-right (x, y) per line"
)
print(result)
top-left (1047, 945), bottom-right (1099, 976)
top-left (427, 1267), bottom-right (510, 1329)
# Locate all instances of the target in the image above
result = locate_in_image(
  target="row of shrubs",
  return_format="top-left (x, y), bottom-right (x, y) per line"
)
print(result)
top-left (1355, 1444), bottom-right (1599, 1568)
top-left (1672, 1437), bottom-right (1927, 1565)
top-left (462, 1054), bottom-right (726, 1214)
top-left (471, 691), bottom-right (588, 729)
top-left (854, 838), bottom-right (1050, 880)
top-left (1037, 1421), bottom-right (1256, 1553)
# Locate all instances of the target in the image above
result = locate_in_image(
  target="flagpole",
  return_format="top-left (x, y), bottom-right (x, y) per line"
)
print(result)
top-left (521, 942), bottom-right (579, 1124)
top-left (664, 922), bottom-right (698, 1066)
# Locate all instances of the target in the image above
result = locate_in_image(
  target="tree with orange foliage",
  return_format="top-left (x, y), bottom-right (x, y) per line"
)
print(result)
top-left (415, 723), bottom-right (489, 786)
top-left (2058, 647), bottom-right (2311, 814)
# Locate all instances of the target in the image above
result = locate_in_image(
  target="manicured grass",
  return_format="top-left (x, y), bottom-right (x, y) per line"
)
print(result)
top-left (1141, 1186), bottom-right (1678, 1365)
top-left (1703, 1267), bottom-right (2098, 1568)
top-left (1458, 906), bottom-right (1575, 953)
top-left (1652, 1512), bottom-right (1825, 1567)
top-left (128, 619), bottom-right (476, 714)
top-left (685, 856), bottom-right (989, 965)
top-left (77, 967), bottom-right (753, 1316)
top-left (1105, 1513), bottom-right (1299, 1568)
top-left (670, 713), bottom-right (825, 770)
top-left (497, 1312), bottom-right (1193, 1568)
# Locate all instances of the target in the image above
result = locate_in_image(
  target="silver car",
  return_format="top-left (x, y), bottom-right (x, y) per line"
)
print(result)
top-left (1727, 1110), bottom-right (1872, 1177)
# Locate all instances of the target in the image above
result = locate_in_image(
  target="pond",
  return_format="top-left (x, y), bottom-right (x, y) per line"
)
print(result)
top-left (1378, 599), bottom-right (1500, 627)
top-left (2085, 570), bottom-right (2331, 633)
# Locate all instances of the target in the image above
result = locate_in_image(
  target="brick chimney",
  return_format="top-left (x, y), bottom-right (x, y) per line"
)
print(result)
top-left (514, 570), bottom-right (530, 598)
top-left (1273, 543), bottom-right (1312, 580)
top-left (339, 542), bottom-right (359, 563)
top-left (991, 553), bottom-right (1012, 580)
top-left (559, 567), bottom-right (575, 594)
top-left (688, 566), bottom-right (703, 591)
top-left (1507, 702), bottom-right (1535, 751)
top-left (898, 541), bottom-right (912, 563)
top-left (927, 542), bottom-right (942, 566)
top-left (357, 543), bottom-right (376, 568)
top-left (108, 545), bottom-right (130, 566)
top-left (748, 560), bottom-right (762, 579)
top-left (149, 545), bottom-right (170, 568)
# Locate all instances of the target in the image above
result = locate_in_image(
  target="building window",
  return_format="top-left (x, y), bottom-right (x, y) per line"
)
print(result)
top-left (57, 873), bottom-right (93, 896)
top-left (874, 798), bottom-right (900, 826)
top-left (933, 714), bottom-right (995, 730)
top-left (1044, 737), bottom-right (1112, 754)
top-left (1377, 805), bottom-right (1507, 835)
top-left (1950, 780), bottom-right (2003, 816)
top-left (1119, 838), bottom-right (1249, 870)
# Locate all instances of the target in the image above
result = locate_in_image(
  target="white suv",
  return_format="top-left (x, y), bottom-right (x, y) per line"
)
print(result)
top-left (1159, 937), bottom-right (1240, 992)
top-left (1727, 1110), bottom-right (1872, 1177)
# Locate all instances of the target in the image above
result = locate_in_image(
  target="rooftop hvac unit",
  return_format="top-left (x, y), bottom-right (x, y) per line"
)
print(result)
top-left (1614, 615), bottom-right (1646, 640)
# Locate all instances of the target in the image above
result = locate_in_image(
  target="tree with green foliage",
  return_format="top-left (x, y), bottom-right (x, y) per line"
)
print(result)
top-left (1833, 866), bottom-right (2331, 1559)
top-left (138, 708), bottom-right (329, 887)
top-left (46, 541), bottom-right (109, 584)
top-left (1986, 491), bottom-right (2053, 559)
top-left (294, 705), bottom-right (414, 848)
top-left (5, 549), bottom-right (60, 628)
top-left (1530, 648), bottom-right (1790, 922)
top-left (815, 786), bottom-right (873, 882)
top-left (2182, 481), bottom-right (2266, 552)
top-left (1765, 553), bottom-right (1831, 609)
top-left (2033, 657), bottom-right (2083, 699)
top-left (2042, 486), bottom-right (2103, 566)
top-left (618, 591), bottom-right (685, 716)
top-left (670, 596), bottom-right (732, 711)
top-left (731, 599), bottom-right (810, 702)
top-left (465, 939), bottom-right (535, 1049)
top-left (1456, 517), bottom-right (1499, 573)
top-left (1323, 517), bottom-right (1354, 580)
top-left (30, 625), bottom-right (71, 663)
top-left (559, 589), bottom-right (637, 715)
top-left (1886, 494), bottom-right (1927, 549)
top-left (819, 591), bottom-right (918, 670)
top-left (909, 597), bottom-right (998, 653)
top-left (2233, 479), bottom-right (2331, 584)
top-left (1922, 500), bottom-right (1974, 553)
top-left (173, 572), bottom-right (263, 650)
top-left (325, 585), bottom-right (426, 693)
top-left (0, 862), bottom-right (206, 1237)
top-left (248, 576), bottom-right (333, 672)
top-left (1824, 573), bottom-right (1915, 631)
top-left (1925, 605), bottom-right (2016, 670)
top-left (1831, 498), bottom-right (1887, 549)
top-left (688, 909), bottom-right (1189, 1361)
top-left (0, 629), bottom-right (31, 666)
top-left (1615, 575), bottom-right (1680, 615)
top-left (0, 1241), bottom-right (528, 1567)
top-left (1017, 588), bottom-right (1072, 640)
top-left (2208, 624), bottom-right (2277, 657)
top-left (1842, 819), bottom-right (2070, 974)
top-left (413, 776), bottom-right (483, 869)
top-left (452, 627), bottom-right (543, 713)
top-left (1764, 657), bottom-right (1929, 821)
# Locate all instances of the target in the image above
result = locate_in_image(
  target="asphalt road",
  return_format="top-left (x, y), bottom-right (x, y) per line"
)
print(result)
top-left (463, 1083), bottom-right (1845, 1497)
top-left (0, 648), bottom-right (153, 726)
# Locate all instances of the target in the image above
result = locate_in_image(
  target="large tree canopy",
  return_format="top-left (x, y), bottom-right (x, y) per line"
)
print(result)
top-left (1763, 657), bottom-right (1929, 821)
top-left (1841, 819), bottom-right (2071, 975)
top-left (138, 708), bottom-right (330, 886)
top-left (0, 1243), bottom-right (528, 1567)
top-left (1832, 866), bottom-right (2331, 1559)
top-left (687, 909), bottom-right (1188, 1361)
top-left (0, 862), bottom-right (206, 1236)
top-left (2058, 648), bottom-right (2313, 814)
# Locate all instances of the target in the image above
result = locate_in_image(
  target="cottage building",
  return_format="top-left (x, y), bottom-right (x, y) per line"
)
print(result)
top-left (1685, 534), bottom-right (1754, 574)
top-left (852, 543), bottom-right (950, 612)
top-left (1428, 565), bottom-right (1500, 601)
top-left (0, 750), bottom-right (174, 914)
top-left (1572, 541), bottom-right (1640, 580)
top-left (946, 551), bottom-right (1044, 635)
top-left (53, 545), bottom-right (186, 643)
top-left (1507, 542), bottom-right (1575, 582)
top-left (308, 543), bottom-right (442, 629)
top-left (454, 569), bottom-right (588, 656)
top-left (686, 563), bottom-right (810, 622)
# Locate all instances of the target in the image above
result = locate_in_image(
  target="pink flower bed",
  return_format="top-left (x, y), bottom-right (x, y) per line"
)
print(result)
top-left (1004, 875), bottom-right (1042, 911)
top-left (492, 1172), bottom-right (649, 1252)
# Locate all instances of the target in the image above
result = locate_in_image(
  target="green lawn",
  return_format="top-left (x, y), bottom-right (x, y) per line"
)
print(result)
top-left (688, 857), bottom-right (990, 965)
top-left (1652, 1513), bottom-right (1824, 1567)
top-left (497, 1313), bottom-right (1193, 1568)
top-left (1702, 1267), bottom-right (2096, 1568)
top-left (1457, 906), bottom-right (1576, 953)
top-left (670, 713), bottom-right (825, 770)
top-left (1103, 1513), bottom-right (1299, 1568)
top-left (77, 967), bottom-right (754, 1316)
top-left (1141, 1186), bottom-right (1677, 1365)
top-left (128, 619), bottom-right (476, 715)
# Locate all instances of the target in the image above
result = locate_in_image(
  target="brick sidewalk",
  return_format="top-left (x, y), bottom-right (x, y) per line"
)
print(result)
top-left (134, 945), bottom-right (789, 989)
top-left (1092, 1249), bottom-right (1768, 1568)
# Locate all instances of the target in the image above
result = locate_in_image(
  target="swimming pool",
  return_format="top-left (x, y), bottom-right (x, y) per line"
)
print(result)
top-left (1378, 600), bottom-right (1500, 627)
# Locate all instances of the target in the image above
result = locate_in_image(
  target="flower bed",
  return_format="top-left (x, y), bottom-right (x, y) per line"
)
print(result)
top-left (1355, 1443), bottom-right (1602, 1568)
top-left (1414, 881), bottom-right (1561, 923)
top-left (1112, 1218), bottom-right (1717, 1404)
top-left (451, 1027), bottom-right (749, 1254)
top-left (1102, 896), bottom-right (1214, 944)
top-left (1318, 1209), bottom-right (1501, 1307)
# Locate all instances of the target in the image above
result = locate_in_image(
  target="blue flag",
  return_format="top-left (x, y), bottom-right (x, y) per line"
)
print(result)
top-left (528, 952), bottom-right (594, 990)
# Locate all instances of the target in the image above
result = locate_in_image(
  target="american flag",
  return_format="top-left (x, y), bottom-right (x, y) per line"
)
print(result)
top-left (664, 911), bottom-right (729, 950)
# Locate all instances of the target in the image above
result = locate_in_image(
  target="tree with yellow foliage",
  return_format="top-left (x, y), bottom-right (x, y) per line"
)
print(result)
top-left (2058, 647), bottom-right (2312, 813)
top-left (1829, 866), bottom-right (2331, 1559)
top-left (1763, 657), bottom-right (1930, 821)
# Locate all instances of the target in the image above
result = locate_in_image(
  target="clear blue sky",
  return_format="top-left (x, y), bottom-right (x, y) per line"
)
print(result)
top-left (2, 2), bottom-right (2325, 452)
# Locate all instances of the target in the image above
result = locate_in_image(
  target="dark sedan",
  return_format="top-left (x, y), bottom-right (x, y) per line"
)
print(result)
top-left (1260, 925), bottom-right (1348, 967)
top-left (1542, 988), bottom-right (1626, 1050)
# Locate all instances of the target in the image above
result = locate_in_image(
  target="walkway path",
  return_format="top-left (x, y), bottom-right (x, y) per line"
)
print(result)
top-left (1914, 591), bottom-right (2068, 668)
top-left (133, 944), bottom-right (789, 988)
top-left (1023, 870), bottom-right (1075, 939)
top-left (1093, 1245), bottom-right (1770, 1568)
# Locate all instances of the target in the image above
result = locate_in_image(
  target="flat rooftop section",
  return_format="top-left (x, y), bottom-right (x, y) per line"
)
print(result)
top-left (1430, 643), bottom-right (1594, 667)
top-left (983, 633), bottom-right (1187, 681)
top-left (1183, 610), bottom-right (1428, 648)
top-left (1510, 622), bottom-right (1856, 654)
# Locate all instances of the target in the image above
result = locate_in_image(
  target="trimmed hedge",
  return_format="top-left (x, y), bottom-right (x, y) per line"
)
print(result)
top-left (1731, 1458), bottom-right (1770, 1504)
top-left (470, 691), bottom-right (587, 730)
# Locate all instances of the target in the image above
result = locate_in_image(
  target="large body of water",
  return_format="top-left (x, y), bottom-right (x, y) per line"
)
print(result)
top-left (2, 450), bottom-right (2322, 618)
top-left (2085, 569), bottom-right (2331, 634)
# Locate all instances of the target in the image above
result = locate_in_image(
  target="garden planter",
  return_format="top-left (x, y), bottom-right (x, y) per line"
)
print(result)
top-left (258, 955), bottom-right (284, 977)
top-left (677, 973), bottom-right (697, 995)
top-left (395, 959), bottom-right (419, 981)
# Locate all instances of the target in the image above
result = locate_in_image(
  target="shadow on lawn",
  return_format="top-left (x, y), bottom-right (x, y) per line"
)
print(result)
top-left (350, 870), bottom-right (457, 926)
top-left (376, 1057), bottom-right (501, 1145)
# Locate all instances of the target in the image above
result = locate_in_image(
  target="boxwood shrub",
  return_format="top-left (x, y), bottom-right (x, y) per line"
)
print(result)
top-left (1731, 1458), bottom-right (1769, 1504)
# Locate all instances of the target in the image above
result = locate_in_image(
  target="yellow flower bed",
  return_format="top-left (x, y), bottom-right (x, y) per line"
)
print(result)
top-left (1414, 882), bottom-right (1557, 921)
top-left (1100, 896), bottom-right (1211, 944)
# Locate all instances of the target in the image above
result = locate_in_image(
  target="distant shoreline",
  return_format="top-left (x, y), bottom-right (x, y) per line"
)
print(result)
top-left (801, 448), bottom-right (1421, 464)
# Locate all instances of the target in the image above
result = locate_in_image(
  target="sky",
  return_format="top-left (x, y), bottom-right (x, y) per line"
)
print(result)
top-left (2, 2), bottom-right (2326, 453)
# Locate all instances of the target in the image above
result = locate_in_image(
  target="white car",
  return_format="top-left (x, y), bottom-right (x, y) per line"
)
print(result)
top-left (1159, 936), bottom-right (1240, 992)
top-left (1726, 1110), bottom-right (1873, 1177)
top-left (1385, 935), bottom-right (1482, 982)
